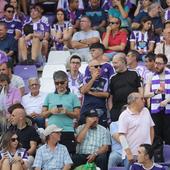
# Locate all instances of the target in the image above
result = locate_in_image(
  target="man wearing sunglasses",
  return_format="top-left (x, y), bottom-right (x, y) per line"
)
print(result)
top-left (80, 59), bottom-right (109, 127)
top-left (0, 4), bottom-right (22, 40)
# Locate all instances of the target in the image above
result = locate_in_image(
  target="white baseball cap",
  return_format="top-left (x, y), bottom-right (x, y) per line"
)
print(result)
top-left (44, 125), bottom-right (62, 137)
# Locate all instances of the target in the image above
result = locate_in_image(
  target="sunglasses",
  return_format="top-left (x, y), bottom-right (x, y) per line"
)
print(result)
top-left (11, 137), bottom-right (18, 142)
top-left (6, 10), bottom-right (14, 14)
top-left (92, 65), bottom-right (102, 68)
top-left (109, 22), bottom-right (119, 25)
top-left (55, 81), bottom-right (65, 85)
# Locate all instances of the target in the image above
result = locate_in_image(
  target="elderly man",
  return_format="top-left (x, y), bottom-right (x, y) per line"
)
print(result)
top-left (21, 77), bottom-right (47, 128)
top-left (72, 109), bottom-right (110, 170)
top-left (130, 144), bottom-right (165, 170)
top-left (118, 92), bottom-right (155, 170)
top-left (144, 53), bottom-right (170, 145)
top-left (33, 124), bottom-right (73, 170)
top-left (71, 16), bottom-right (100, 62)
top-left (80, 59), bottom-right (109, 127)
top-left (109, 53), bottom-right (143, 121)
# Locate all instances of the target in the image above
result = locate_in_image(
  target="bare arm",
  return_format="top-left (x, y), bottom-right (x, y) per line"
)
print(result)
top-left (88, 91), bottom-right (109, 98)
top-left (63, 164), bottom-right (72, 170)
top-left (27, 141), bottom-right (37, 155)
top-left (130, 41), bottom-right (136, 50)
top-left (117, 3), bottom-right (128, 18)
top-left (76, 124), bottom-right (90, 143)
top-left (144, 81), bottom-right (154, 98)
top-left (15, 30), bottom-right (22, 40)
top-left (107, 43), bottom-right (126, 51)
top-left (35, 168), bottom-right (41, 170)
top-left (150, 126), bottom-right (154, 144)
top-left (108, 95), bottom-right (113, 111)
top-left (131, 22), bottom-right (140, 30)
top-left (148, 42), bottom-right (155, 53)
top-left (138, 86), bottom-right (144, 97)
top-left (102, 26), bottom-right (111, 48)
top-left (64, 108), bottom-right (80, 119)
top-left (19, 87), bottom-right (25, 96)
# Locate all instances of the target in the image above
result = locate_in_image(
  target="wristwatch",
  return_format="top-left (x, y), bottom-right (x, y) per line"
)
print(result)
top-left (94, 152), bottom-right (98, 156)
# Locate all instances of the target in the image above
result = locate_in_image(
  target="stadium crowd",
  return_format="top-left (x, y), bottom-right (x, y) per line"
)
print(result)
top-left (0, 0), bottom-right (170, 170)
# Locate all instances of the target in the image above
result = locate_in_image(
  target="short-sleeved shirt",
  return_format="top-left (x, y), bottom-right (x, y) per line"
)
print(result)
top-left (102, 31), bottom-right (127, 53)
top-left (11, 74), bottom-right (25, 89)
top-left (108, 6), bottom-right (130, 27)
top-left (85, 6), bottom-right (107, 27)
top-left (81, 76), bottom-right (109, 114)
top-left (118, 107), bottom-right (155, 158)
top-left (33, 143), bottom-right (73, 170)
top-left (85, 62), bottom-right (114, 80)
top-left (0, 17), bottom-right (22, 37)
top-left (130, 30), bottom-right (155, 53)
top-left (130, 162), bottom-right (165, 170)
top-left (15, 125), bottom-right (40, 150)
top-left (76, 124), bottom-right (110, 154)
top-left (43, 91), bottom-right (80, 132)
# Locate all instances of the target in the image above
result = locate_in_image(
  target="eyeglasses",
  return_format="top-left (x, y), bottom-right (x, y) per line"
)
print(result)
top-left (109, 22), bottom-right (119, 25)
top-left (55, 81), bottom-right (65, 85)
top-left (71, 62), bottom-right (80, 65)
top-left (91, 65), bottom-right (102, 68)
top-left (155, 62), bottom-right (165, 65)
top-left (11, 137), bottom-right (18, 142)
top-left (6, 10), bottom-right (14, 13)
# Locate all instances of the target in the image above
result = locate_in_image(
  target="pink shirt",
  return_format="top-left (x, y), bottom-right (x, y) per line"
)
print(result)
top-left (118, 107), bottom-right (154, 159)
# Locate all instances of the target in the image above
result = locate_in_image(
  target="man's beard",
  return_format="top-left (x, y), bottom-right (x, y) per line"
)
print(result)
top-left (156, 68), bottom-right (164, 74)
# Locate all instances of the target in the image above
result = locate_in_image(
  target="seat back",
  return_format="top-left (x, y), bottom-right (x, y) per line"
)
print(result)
top-left (39, 78), bottom-right (55, 93)
top-left (109, 167), bottom-right (125, 170)
top-left (41, 64), bottom-right (66, 78)
top-left (13, 65), bottom-right (38, 94)
top-left (163, 144), bottom-right (170, 162)
top-left (47, 51), bottom-right (70, 65)
top-left (79, 62), bottom-right (88, 75)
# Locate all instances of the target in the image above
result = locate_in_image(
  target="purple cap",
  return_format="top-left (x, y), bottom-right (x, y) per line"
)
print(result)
top-left (0, 51), bottom-right (8, 64)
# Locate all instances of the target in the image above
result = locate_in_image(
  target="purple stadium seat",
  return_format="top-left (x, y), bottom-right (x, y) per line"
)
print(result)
top-left (13, 65), bottom-right (38, 94)
top-left (163, 144), bottom-right (170, 162)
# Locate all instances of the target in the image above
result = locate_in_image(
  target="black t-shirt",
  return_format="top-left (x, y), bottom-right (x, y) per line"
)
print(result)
top-left (110, 70), bottom-right (141, 108)
top-left (15, 125), bottom-right (40, 150)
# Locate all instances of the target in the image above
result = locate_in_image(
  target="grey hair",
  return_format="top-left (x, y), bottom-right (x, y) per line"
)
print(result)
top-left (28, 77), bottom-right (40, 84)
top-left (113, 53), bottom-right (127, 64)
top-left (127, 92), bottom-right (140, 105)
top-left (148, 2), bottom-right (160, 12)
top-left (53, 70), bottom-right (68, 81)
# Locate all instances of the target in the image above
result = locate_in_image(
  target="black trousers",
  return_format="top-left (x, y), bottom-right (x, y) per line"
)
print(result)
top-left (71, 153), bottom-right (108, 170)
top-left (152, 112), bottom-right (170, 144)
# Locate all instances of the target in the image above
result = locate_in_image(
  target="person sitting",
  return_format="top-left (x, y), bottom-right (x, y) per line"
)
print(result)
top-left (33, 124), bottom-right (73, 170)
top-left (102, 17), bottom-right (127, 60)
top-left (72, 109), bottom-right (110, 170)
top-left (130, 144), bottom-right (165, 170)
top-left (71, 16), bottom-right (100, 62)
top-left (18, 4), bottom-right (49, 65)
top-left (0, 131), bottom-right (28, 170)
top-left (51, 9), bottom-right (73, 50)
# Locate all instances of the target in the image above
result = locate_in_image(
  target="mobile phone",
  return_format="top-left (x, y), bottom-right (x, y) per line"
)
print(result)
top-left (57, 104), bottom-right (63, 108)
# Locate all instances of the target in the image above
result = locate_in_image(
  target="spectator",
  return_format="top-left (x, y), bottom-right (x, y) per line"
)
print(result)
top-left (130, 144), bottom-right (165, 170)
top-left (72, 109), bottom-right (110, 170)
top-left (155, 28), bottom-right (170, 66)
top-left (85, 42), bottom-right (114, 81)
top-left (130, 17), bottom-right (155, 60)
top-left (33, 124), bottom-right (73, 170)
top-left (132, 3), bottom-right (163, 35)
top-left (0, 61), bottom-right (25, 96)
top-left (0, 131), bottom-right (28, 170)
top-left (65, 0), bottom-right (84, 32)
top-left (0, 22), bottom-right (17, 61)
top-left (51, 9), bottom-right (73, 50)
top-left (0, 73), bottom-right (21, 116)
top-left (164, 0), bottom-right (170, 21)
top-left (80, 59), bottom-right (110, 127)
top-left (42, 71), bottom-right (81, 154)
top-left (8, 103), bottom-right (40, 169)
top-left (144, 54), bottom-right (170, 145)
top-left (85, 0), bottom-right (107, 34)
top-left (18, 5), bottom-right (49, 65)
top-left (102, 17), bottom-right (127, 60)
top-left (67, 54), bottom-right (83, 100)
top-left (71, 16), bottom-right (100, 62)
top-left (108, 0), bottom-right (130, 29)
top-left (0, 0), bottom-right (7, 18)
top-left (0, 4), bottom-right (22, 40)
top-left (109, 53), bottom-right (143, 121)
top-left (10, 0), bottom-right (26, 24)
top-left (21, 77), bottom-right (47, 129)
top-left (118, 92), bottom-right (154, 170)
top-left (126, 50), bottom-right (146, 81)
top-left (108, 121), bottom-right (123, 169)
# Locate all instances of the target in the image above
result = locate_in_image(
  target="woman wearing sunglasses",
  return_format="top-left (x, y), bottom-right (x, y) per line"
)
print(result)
top-left (0, 131), bottom-right (28, 170)
top-left (42, 70), bottom-right (80, 155)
